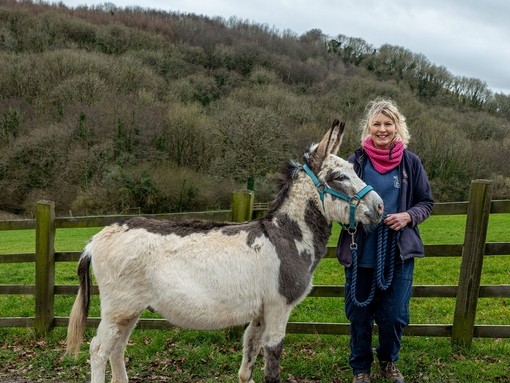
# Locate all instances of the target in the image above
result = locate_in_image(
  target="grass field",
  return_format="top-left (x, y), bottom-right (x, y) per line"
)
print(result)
top-left (0, 214), bottom-right (509, 382)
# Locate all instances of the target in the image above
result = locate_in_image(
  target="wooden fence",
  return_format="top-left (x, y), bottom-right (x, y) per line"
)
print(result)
top-left (1, 182), bottom-right (509, 348)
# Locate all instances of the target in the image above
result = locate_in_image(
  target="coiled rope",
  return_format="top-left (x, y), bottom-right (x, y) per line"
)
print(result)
top-left (348, 224), bottom-right (398, 307)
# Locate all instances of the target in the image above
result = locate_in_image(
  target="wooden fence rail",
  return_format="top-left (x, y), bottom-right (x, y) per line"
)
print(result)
top-left (1, 182), bottom-right (510, 347)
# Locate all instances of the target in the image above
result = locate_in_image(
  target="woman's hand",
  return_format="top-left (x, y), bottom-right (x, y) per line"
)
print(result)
top-left (384, 212), bottom-right (412, 231)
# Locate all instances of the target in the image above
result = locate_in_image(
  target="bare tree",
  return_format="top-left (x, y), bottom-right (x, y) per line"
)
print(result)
top-left (212, 103), bottom-right (290, 190)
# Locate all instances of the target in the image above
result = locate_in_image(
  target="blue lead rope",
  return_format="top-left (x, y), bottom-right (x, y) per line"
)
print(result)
top-left (349, 224), bottom-right (398, 308)
top-left (376, 224), bottom-right (396, 290)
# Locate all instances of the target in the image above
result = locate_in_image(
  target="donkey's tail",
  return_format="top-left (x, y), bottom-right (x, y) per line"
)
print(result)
top-left (66, 248), bottom-right (92, 358)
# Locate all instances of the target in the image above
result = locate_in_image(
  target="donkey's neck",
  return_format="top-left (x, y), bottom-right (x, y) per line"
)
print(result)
top-left (262, 176), bottom-right (331, 304)
top-left (270, 175), bottom-right (331, 270)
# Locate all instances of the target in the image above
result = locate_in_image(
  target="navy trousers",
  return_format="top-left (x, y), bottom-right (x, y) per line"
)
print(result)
top-left (344, 259), bottom-right (414, 375)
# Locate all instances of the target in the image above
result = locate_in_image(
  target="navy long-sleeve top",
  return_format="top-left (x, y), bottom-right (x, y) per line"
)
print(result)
top-left (336, 148), bottom-right (434, 267)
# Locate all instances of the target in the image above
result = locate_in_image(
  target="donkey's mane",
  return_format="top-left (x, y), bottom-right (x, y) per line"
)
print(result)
top-left (267, 160), bottom-right (303, 215)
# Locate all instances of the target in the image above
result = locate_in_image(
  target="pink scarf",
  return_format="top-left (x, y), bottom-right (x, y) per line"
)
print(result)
top-left (363, 138), bottom-right (404, 174)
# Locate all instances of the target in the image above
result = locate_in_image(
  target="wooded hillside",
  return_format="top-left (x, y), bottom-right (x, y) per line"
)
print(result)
top-left (1, 0), bottom-right (509, 215)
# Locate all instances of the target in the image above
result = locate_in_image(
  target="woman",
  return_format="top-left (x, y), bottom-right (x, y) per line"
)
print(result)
top-left (336, 98), bottom-right (434, 383)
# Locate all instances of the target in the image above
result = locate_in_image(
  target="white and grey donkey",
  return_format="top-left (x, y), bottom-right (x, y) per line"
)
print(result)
top-left (66, 120), bottom-right (384, 383)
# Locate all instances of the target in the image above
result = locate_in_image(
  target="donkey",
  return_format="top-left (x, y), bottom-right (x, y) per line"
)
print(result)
top-left (66, 120), bottom-right (383, 383)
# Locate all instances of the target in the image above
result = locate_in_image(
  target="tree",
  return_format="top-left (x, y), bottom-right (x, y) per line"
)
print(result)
top-left (1, 107), bottom-right (21, 145)
top-left (212, 103), bottom-right (290, 190)
top-left (332, 34), bottom-right (374, 65)
top-left (156, 103), bottom-right (215, 172)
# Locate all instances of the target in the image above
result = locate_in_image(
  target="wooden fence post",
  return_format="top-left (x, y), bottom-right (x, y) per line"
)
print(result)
top-left (232, 190), bottom-right (254, 222)
top-left (35, 200), bottom-right (56, 336)
top-left (228, 190), bottom-right (254, 338)
top-left (451, 180), bottom-right (493, 348)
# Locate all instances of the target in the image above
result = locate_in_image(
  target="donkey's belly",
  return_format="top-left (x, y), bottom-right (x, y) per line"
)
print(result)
top-left (151, 287), bottom-right (266, 330)
top-left (149, 255), bottom-right (280, 330)
top-left (155, 303), bottom-right (261, 330)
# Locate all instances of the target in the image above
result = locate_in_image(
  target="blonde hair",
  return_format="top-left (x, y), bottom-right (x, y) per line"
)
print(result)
top-left (359, 98), bottom-right (410, 147)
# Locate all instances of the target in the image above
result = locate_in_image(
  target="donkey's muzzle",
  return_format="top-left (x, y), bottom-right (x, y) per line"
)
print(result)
top-left (366, 198), bottom-right (384, 224)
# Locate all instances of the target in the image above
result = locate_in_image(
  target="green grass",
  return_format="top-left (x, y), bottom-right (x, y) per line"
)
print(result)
top-left (1, 328), bottom-right (509, 382)
top-left (1, 214), bottom-right (509, 382)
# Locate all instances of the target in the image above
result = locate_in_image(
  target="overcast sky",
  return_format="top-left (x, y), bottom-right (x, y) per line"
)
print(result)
top-left (60, 0), bottom-right (510, 95)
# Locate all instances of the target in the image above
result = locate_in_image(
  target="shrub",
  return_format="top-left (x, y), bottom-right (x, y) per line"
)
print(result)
top-left (0, 107), bottom-right (21, 144)
top-left (49, 73), bottom-right (107, 108)
top-left (155, 103), bottom-right (215, 171)
top-left (170, 73), bottom-right (220, 106)
top-left (71, 162), bottom-right (241, 214)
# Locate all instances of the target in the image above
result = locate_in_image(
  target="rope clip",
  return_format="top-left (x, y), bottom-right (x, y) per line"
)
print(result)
top-left (348, 227), bottom-right (357, 250)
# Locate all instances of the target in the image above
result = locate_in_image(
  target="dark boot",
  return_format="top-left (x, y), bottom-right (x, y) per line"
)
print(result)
top-left (380, 361), bottom-right (404, 383)
top-left (352, 372), bottom-right (371, 383)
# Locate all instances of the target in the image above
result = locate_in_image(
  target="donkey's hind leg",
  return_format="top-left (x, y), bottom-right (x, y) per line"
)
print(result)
top-left (238, 316), bottom-right (266, 383)
top-left (89, 310), bottom-right (140, 383)
top-left (89, 320), bottom-right (119, 383)
top-left (109, 312), bottom-right (140, 383)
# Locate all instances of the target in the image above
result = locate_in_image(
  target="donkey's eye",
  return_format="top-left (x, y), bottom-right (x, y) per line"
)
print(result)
top-left (333, 174), bottom-right (348, 182)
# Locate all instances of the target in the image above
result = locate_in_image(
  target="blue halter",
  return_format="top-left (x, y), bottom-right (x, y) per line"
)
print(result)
top-left (302, 164), bottom-right (374, 230)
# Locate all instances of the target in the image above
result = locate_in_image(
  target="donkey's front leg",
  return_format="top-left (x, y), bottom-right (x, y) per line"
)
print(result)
top-left (263, 339), bottom-right (284, 383)
top-left (261, 305), bottom-right (292, 383)
top-left (238, 317), bottom-right (265, 383)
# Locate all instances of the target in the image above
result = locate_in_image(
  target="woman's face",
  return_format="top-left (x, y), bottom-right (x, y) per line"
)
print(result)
top-left (369, 112), bottom-right (397, 149)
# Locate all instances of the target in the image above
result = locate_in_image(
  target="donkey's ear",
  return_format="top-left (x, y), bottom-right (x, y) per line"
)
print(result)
top-left (307, 120), bottom-right (345, 172)
top-left (312, 120), bottom-right (345, 167)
